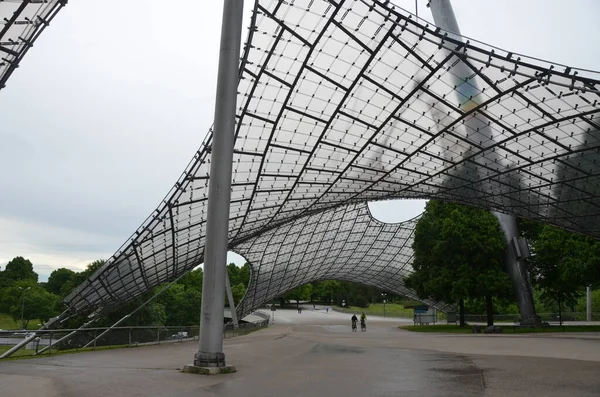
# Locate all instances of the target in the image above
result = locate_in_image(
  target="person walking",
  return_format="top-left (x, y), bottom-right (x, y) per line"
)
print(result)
top-left (360, 312), bottom-right (367, 332)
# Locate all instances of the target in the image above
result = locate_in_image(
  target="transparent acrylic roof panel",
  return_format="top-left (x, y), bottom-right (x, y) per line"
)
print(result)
top-left (0, 1), bottom-right (66, 89)
top-left (63, 0), bottom-right (600, 317)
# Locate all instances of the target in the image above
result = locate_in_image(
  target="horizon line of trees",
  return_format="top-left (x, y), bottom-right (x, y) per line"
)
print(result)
top-left (0, 257), bottom-right (251, 329)
top-left (280, 280), bottom-right (419, 309)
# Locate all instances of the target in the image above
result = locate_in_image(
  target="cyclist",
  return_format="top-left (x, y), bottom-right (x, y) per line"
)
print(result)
top-left (351, 314), bottom-right (358, 332)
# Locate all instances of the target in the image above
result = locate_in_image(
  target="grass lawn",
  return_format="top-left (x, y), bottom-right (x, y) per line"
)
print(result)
top-left (0, 313), bottom-right (41, 330)
top-left (0, 345), bottom-right (36, 358)
top-left (399, 324), bottom-right (600, 334)
top-left (336, 303), bottom-right (415, 318)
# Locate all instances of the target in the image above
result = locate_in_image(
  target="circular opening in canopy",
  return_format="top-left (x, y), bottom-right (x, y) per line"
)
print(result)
top-left (368, 199), bottom-right (427, 224)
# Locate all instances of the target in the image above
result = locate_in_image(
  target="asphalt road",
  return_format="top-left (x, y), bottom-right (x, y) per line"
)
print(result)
top-left (2, 308), bottom-right (600, 397)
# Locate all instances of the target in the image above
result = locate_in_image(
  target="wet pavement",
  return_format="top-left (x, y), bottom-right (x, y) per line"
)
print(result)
top-left (1, 308), bottom-right (600, 396)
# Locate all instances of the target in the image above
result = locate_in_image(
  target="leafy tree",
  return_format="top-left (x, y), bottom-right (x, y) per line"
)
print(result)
top-left (404, 200), bottom-right (512, 326)
top-left (335, 281), bottom-right (384, 307)
top-left (285, 284), bottom-right (313, 307)
top-left (0, 280), bottom-right (35, 313)
top-left (30, 259), bottom-right (203, 329)
top-left (354, 295), bottom-right (369, 308)
top-left (311, 280), bottom-right (341, 304)
top-left (58, 260), bottom-right (106, 297)
top-left (463, 296), bottom-right (520, 316)
top-left (178, 267), bottom-right (203, 291)
top-left (17, 287), bottom-right (60, 327)
top-left (108, 301), bottom-right (168, 327)
top-left (145, 302), bottom-right (168, 326)
top-left (227, 263), bottom-right (240, 285)
top-left (517, 218), bottom-right (545, 243)
top-left (308, 280), bottom-right (400, 307)
top-left (83, 260), bottom-right (105, 276)
top-left (154, 283), bottom-right (202, 326)
top-left (46, 268), bottom-right (76, 296)
top-left (227, 263), bottom-right (240, 286)
top-left (225, 262), bottom-right (250, 307)
top-left (226, 262), bottom-right (250, 288)
top-left (1, 256), bottom-right (38, 286)
top-left (238, 263), bottom-right (251, 287)
top-left (0, 267), bottom-right (6, 289)
top-left (230, 283), bottom-right (247, 306)
top-left (2, 282), bottom-right (60, 328)
top-left (527, 225), bottom-right (600, 324)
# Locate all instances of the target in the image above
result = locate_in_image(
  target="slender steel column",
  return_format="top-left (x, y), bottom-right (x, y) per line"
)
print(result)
top-left (195, 0), bottom-right (244, 368)
top-left (37, 317), bottom-right (97, 355)
top-left (225, 271), bottom-right (240, 329)
top-left (493, 212), bottom-right (538, 322)
top-left (0, 315), bottom-right (61, 359)
top-left (587, 286), bottom-right (593, 322)
top-left (429, 0), bottom-right (539, 323)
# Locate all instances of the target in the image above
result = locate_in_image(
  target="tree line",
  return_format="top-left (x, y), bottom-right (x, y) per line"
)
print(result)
top-left (281, 280), bottom-right (414, 308)
top-left (0, 257), bottom-right (250, 329)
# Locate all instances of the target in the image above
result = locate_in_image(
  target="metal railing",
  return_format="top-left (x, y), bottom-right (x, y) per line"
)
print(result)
top-left (463, 312), bottom-right (600, 323)
top-left (0, 319), bottom-right (270, 358)
top-left (329, 309), bottom-right (600, 323)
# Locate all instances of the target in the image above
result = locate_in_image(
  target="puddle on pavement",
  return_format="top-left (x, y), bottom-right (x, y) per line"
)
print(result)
top-left (310, 344), bottom-right (364, 354)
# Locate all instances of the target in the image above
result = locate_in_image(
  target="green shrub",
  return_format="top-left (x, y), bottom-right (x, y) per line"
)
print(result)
top-left (354, 295), bottom-right (369, 308)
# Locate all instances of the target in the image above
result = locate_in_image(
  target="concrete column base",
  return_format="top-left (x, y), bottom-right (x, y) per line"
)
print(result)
top-left (182, 364), bottom-right (237, 375)
top-left (194, 351), bottom-right (226, 367)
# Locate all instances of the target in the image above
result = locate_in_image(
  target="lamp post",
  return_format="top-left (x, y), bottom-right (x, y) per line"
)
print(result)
top-left (382, 293), bottom-right (387, 318)
top-left (18, 287), bottom-right (31, 329)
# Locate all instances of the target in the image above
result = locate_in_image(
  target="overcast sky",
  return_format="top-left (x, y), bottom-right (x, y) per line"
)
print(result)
top-left (1, 0), bottom-right (599, 281)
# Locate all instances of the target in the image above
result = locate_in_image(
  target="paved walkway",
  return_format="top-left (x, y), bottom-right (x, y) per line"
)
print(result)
top-left (2, 308), bottom-right (600, 396)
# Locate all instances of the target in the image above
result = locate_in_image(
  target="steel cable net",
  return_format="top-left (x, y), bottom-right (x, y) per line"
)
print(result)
top-left (64, 0), bottom-right (600, 318)
top-left (0, 0), bottom-right (66, 90)
top-left (235, 201), bottom-right (453, 315)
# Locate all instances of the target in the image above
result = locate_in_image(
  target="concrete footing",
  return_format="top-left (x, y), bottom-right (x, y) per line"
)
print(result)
top-left (182, 364), bottom-right (237, 375)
